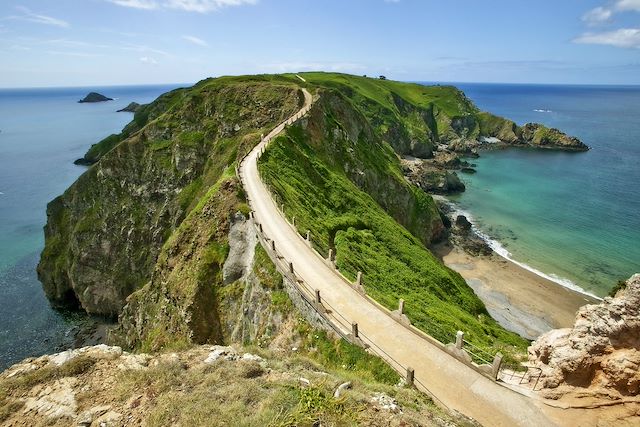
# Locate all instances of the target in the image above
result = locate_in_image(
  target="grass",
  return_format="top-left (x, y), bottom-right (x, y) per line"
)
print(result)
top-left (114, 359), bottom-right (366, 427)
top-left (259, 123), bottom-right (529, 362)
top-left (296, 72), bottom-right (477, 117)
top-left (108, 324), bottom-right (435, 427)
top-left (297, 326), bottom-right (400, 386)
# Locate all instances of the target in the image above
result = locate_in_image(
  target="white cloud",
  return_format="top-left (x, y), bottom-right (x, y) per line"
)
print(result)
top-left (581, 0), bottom-right (640, 25)
top-left (616, 0), bottom-right (640, 12)
top-left (574, 28), bottom-right (640, 48)
top-left (106, 0), bottom-right (158, 10)
top-left (7, 6), bottom-right (69, 28)
top-left (182, 35), bottom-right (208, 46)
top-left (139, 56), bottom-right (158, 64)
top-left (106, 0), bottom-right (257, 13)
top-left (582, 6), bottom-right (613, 24)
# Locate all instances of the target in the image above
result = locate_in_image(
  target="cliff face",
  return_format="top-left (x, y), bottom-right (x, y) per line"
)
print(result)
top-left (112, 175), bottom-right (291, 351)
top-left (38, 81), bottom-right (302, 316)
top-left (302, 90), bottom-right (445, 245)
top-left (529, 274), bottom-right (640, 398)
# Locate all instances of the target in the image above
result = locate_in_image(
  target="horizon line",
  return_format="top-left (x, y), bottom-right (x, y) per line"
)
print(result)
top-left (2, 75), bottom-right (640, 91)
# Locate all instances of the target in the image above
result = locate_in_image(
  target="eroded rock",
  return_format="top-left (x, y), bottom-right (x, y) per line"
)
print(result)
top-left (529, 274), bottom-right (640, 396)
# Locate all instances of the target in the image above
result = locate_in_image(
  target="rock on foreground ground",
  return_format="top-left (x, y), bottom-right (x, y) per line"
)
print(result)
top-left (0, 344), bottom-right (462, 426)
top-left (529, 274), bottom-right (640, 398)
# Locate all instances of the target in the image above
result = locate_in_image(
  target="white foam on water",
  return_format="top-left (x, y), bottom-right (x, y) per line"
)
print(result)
top-left (436, 196), bottom-right (602, 301)
top-left (533, 109), bottom-right (552, 113)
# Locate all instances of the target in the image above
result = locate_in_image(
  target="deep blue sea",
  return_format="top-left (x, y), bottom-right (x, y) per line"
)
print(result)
top-left (438, 83), bottom-right (640, 298)
top-left (0, 84), bottom-right (183, 370)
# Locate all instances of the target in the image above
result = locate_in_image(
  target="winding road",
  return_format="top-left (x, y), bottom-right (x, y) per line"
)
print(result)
top-left (239, 88), bottom-right (570, 426)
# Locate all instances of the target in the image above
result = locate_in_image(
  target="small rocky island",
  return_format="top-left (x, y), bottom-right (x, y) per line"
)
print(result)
top-left (78, 92), bottom-right (113, 103)
top-left (117, 102), bottom-right (141, 113)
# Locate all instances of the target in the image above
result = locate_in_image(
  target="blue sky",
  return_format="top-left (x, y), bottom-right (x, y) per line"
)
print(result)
top-left (1, 0), bottom-right (639, 87)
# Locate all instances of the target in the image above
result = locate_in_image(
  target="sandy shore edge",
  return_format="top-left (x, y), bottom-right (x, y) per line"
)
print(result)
top-left (434, 242), bottom-right (599, 340)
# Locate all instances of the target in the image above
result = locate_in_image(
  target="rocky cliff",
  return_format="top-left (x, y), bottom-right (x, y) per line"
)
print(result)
top-left (529, 274), bottom-right (640, 398)
top-left (39, 80), bottom-right (302, 316)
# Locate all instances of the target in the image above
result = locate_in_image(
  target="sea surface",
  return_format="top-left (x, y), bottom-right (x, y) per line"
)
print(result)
top-left (435, 83), bottom-right (640, 298)
top-left (0, 84), bottom-right (184, 370)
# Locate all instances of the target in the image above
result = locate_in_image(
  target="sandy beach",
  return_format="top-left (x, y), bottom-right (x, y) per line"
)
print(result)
top-left (434, 242), bottom-right (599, 340)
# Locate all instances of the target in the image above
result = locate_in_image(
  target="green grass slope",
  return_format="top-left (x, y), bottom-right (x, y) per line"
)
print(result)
top-left (258, 89), bottom-right (528, 360)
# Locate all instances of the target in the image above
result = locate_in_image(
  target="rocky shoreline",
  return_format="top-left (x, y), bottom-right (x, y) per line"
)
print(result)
top-left (433, 195), bottom-right (598, 339)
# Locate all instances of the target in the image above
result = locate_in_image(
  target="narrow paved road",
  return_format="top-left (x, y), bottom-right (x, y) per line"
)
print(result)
top-left (239, 88), bottom-right (563, 426)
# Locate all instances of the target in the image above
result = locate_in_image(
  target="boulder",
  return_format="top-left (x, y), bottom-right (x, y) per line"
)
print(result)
top-left (529, 274), bottom-right (640, 396)
top-left (455, 215), bottom-right (472, 232)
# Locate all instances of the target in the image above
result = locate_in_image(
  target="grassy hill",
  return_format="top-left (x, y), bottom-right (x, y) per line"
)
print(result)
top-left (258, 78), bottom-right (528, 359)
top-left (40, 72), bottom-right (541, 368)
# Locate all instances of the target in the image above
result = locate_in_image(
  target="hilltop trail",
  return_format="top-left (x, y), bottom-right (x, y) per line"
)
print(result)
top-left (239, 88), bottom-right (573, 427)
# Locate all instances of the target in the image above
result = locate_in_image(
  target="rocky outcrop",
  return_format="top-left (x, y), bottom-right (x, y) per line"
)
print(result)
top-left (39, 81), bottom-right (302, 316)
top-left (520, 123), bottom-right (588, 151)
top-left (529, 274), bottom-right (640, 398)
top-left (402, 156), bottom-right (466, 195)
top-left (0, 343), bottom-right (460, 426)
top-left (117, 102), bottom-right (141, 113)
top-left (78, 92), bottom-right (113, 103)
top-left (450, 214), bottom-right (492, 256)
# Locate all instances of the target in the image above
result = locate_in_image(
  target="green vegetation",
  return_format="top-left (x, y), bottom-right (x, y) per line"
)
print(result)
top-left (298, 72), bottom-right (477, 117)
top-left (253, 244), bottom-right (284, 291)
top-left (109, 344), bottom-right (447, 427)
top-left (298, 327), bottom-right (400, 386)
top-left (476, 111), bottom-right (519, 142)
top-left (609, 279), bottom-right (628, 297)
top-left (259, 108), bottom-right (528, 361)
top-left (39, 77), bottom-right (303, 316)
top-left (288, 72), bottom-right (487, 157)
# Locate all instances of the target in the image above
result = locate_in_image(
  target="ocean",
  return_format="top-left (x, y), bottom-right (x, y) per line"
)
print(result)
top-left (0, 84), bottom-right (184, 370)
top-left (440, 83), bottom-right (640, 298)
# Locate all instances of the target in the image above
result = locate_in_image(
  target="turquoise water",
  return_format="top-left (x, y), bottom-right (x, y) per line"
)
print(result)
top-left (443, 83), bottom-right (640, 297)
top-left (0, 84), bottom-right (183, 369)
